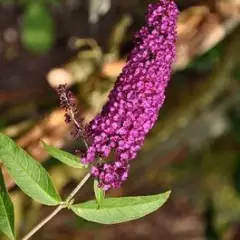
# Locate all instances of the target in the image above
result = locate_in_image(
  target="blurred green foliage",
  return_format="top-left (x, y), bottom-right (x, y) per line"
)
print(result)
top-left (0, 120), bottom-right (6, 131)
top-left (234, 68), bottom-right (240, 82)
top-left (21, 1), bottom-right (55, 54)
top-left (0, 0), bottom-right (59, 53)
top-left (228, 109), bottom-right (240, 144)
top-left (186, 42), bottom-right (223, 72)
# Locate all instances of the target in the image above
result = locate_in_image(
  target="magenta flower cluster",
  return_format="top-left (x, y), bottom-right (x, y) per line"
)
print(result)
top-left (82, 0), bottom-right (179, 190)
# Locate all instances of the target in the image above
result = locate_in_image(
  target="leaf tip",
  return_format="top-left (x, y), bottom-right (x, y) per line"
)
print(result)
top-left (164, 190), bottom-right (171, 199)
top-left (156, 190), bottom-right (171, 206)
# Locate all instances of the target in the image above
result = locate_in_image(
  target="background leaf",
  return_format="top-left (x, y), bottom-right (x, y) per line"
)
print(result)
top-left (21, 1), bottom-right (55, 53)
top-left (0, 169), bottom-right (15, 240)
top-left (42, 142), bottom-right (87, 169)
top-left (94, 180), bottom-right (105, 207)
top-left (0, 133), bottom-right (61, 206)
top-left (71, 191), bottom-right (170, 224)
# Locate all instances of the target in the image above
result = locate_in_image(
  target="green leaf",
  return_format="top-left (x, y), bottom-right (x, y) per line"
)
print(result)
top-left (0, 169), bottom-right (15, 240)
top-left (42, 141), bottom-right (87, 169)
top-left (21, 2), bottom-right (55, 53)
top-left (71, 191), bottom-right (170, 224)
top-left (93, 180), bottom-right (105, 207)
top-left (0, 133), bottom-right (61, 206)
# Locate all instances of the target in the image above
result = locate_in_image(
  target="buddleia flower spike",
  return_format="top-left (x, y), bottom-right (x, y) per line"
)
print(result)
top-left (82, 0), bottom-right (178, 190)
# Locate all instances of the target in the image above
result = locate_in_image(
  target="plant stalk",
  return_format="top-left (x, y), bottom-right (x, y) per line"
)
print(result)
top-left (21, 172), bottom-right (91, 240)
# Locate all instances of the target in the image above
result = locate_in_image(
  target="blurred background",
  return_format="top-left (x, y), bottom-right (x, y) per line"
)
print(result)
top-left (0, 0), bottom-right (240, 239)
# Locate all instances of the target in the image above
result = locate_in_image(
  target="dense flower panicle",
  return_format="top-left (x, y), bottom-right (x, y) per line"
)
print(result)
top-left (82, 0), bottom-right (179, 190)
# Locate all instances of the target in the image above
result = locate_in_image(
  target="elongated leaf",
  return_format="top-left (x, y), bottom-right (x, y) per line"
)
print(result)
top-left (0, 133), bottom-right (61, 206)
top-left (71, 191), bottom-right (170, 224)
top-left (0, 169), bottom-right (15, 240)
top-left (42, 142), bottom-right (86, 169)
top-left (94, 180), bottom-right (105, 207)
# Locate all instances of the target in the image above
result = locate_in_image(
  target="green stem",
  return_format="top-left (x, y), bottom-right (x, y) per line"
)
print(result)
top-left (21, 172), bottom-right (91, 240)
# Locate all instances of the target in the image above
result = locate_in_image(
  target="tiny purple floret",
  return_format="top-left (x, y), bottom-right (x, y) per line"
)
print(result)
top-left (82, 0), bottom-right (179, 190)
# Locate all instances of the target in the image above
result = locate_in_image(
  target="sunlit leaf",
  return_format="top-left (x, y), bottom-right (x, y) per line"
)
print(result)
top-left (0, 133), bottom-right (61, 206)
top-left (71, 191), bottom-right (170, 224)
top-left (0, 169), bottom-right (15, 240)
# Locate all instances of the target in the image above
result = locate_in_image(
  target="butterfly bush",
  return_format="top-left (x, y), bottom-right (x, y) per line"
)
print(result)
top-left (81, 0), bottom-right (178, 190)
